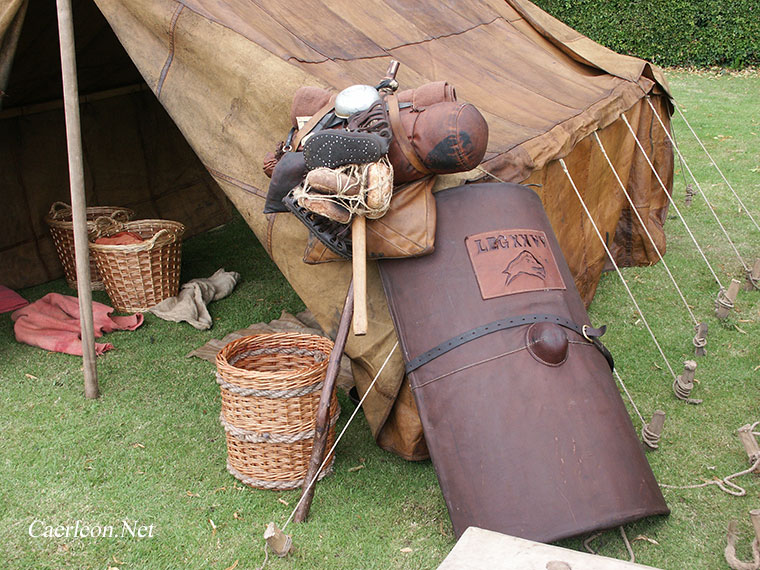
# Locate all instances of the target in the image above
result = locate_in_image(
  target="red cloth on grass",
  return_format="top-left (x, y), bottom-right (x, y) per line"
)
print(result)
top-left (11, 293), bottom-right (143, 356)
top-left (0, 285), bottom-right (28, 313)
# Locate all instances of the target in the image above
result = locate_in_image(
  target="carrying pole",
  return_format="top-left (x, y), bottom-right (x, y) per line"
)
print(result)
top-left (56, 0), bottom-right (99, 399)
top-left (351, 217), bottom-right (367, 335)
top-left (293, 281), bottom-right (354, 522)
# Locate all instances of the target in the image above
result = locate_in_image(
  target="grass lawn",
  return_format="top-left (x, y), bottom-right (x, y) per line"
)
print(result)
top-left (1, 69), bottom-right (759, 569)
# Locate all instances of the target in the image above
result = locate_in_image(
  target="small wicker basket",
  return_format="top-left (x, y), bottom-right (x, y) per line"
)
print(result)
top-left (45, 201), bottom-right (134, 290)
top-left (88, 218), bottom-right (185, 313)
top-left (215, 333), bottom-right (340, 491)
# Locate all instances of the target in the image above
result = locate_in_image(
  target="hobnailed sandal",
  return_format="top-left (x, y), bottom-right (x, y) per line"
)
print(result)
top-left (303, 130), bottom-right (389, 170)
top-left (347, 100), bottom-right (393, 142)
top-left (303, 100), bottom-right (393, 170)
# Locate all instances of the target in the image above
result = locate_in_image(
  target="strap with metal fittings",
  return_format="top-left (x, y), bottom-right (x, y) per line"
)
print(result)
top-left (405, 313), bottom-right (613, 373)
top-left (386, 92), bottom-right (432, 176)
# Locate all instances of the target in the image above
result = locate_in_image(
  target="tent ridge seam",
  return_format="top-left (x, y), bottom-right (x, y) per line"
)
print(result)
top-left (175, 0), bottom-right (333, 65)
top-left (384, 16), bottom-right (503, 53)
top-left (157, 4), bottom-right (185, 98)
top-left (208, 167), bottom-right (266, 199)
top-left (287, 17), bottom-right (504, 65)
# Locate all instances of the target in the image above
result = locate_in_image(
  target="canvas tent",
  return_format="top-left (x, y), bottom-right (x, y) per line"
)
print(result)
top-left (1, 0), bottom-right (674, 460)
top-left (0, 0), bottom-right (233, 290)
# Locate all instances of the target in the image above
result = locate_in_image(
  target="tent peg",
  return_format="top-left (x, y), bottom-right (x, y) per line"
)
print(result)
top-left (725, 514), bottom-right (760, 570)
top-left (684, 183), bottom-right (695, 207)
top-left (743, 259), bottom-right (760, 291)
top-left (264, 522), bottom-right (292, 557)
top-left (752, 510), bottom-right (760, 545)
top-left (672, 360), bottom-right (702, 404)
top-left (715, 279), bottom-right (741, 319)
top-left (693, 322), bottom-right (708, 357)
top-left (737, 425), bottom-right (760, 474)
top-left (641, 410), bottom-right (666, 450)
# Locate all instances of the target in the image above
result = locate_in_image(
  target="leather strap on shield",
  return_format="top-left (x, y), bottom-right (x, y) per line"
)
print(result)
top-left (405, 313), bottom-right (613, 373)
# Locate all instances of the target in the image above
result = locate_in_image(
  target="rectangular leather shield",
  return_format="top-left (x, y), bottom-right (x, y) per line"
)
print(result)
top-left (379, 183), bottom-right (668, 542)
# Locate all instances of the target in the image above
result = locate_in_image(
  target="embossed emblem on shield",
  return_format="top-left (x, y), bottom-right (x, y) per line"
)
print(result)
top-left (465, 229), bottom-right (566, 299)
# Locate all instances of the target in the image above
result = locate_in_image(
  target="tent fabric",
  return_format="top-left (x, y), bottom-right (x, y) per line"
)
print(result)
top-left (92, 0), bottom-right (674, 460)
top-left (505, 0), bottom-right (670, 93)
top-left (0, 0), bottom-right (27, 100)
top-left (5, 0), bottom-right (674, 460)
top-left (0, 0), bottom-right (233, 290)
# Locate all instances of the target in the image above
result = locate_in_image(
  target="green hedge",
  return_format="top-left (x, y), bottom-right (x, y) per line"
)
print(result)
top-left (531, 0), bottom-right (759, 68)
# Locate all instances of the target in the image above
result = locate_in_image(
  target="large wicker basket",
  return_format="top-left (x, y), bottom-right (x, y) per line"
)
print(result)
top-left (45, 202), bottom-right (134, 290)
top-left (88, 218), bottom-right (185, 313)
top-left (215, 333), bottom-right (340, 491)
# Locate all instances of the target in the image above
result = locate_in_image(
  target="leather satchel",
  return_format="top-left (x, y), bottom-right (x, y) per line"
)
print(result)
top-left (302, 175), bottom-right (437, 264)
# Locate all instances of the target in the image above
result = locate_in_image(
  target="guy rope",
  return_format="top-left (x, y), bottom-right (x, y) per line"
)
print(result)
top-left (559, 157), bottom-right (685, 451)
top-left (619, 113), bottom-right (742, 319)
top-left (559, 158), bottom-right (680, 385)
top-left (645, 98), bottom-right (753, 309)
top-left (646, 98), bottom-right (751, 274)
top-left (672, 101), bottom-right (760, 235)
top-left (592, 130), bottom-right (707, 356)
top-left (562, 156), bottom-right (711, 406)
top-left (671, 100), bottom-right (760, 291)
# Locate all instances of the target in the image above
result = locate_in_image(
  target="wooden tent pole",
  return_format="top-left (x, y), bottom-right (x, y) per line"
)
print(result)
top-left (56, 0), bottom-right (99, 399)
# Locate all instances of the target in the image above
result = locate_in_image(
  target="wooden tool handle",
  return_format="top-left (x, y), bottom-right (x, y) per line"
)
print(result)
top-left (293, 282), bottom-right (354, 523)
top-left (352, 216), bottom-right (368, 336)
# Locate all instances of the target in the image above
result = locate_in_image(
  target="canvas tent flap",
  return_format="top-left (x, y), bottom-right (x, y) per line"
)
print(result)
top-left (0, 0), bottom-right (232, 290)
top-left (85, 0), bottom-right (673, 460)
top-left (505, 0), bottom-right (671, 96)
top-left (0, 0), bottom-right (27, 101)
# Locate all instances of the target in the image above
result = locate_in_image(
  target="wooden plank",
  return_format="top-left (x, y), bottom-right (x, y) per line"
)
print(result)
top-left (438, 527), bottom-right (662, 570)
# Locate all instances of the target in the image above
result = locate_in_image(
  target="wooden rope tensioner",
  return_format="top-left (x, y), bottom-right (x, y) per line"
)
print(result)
top-left (716, 279), bottom-right (742, 320)
top-left (684, 183), bottom-right (696, 207)
top-left (693, 322), bottom-right (708, 357)
top-left (744, 259), bottom-right (760, 292)
top-left (641, 410), bottom-right (666, 450)
top-left (264, 522), bottom-right (292, 557)
top-left (724, 428), bottom-right (760, 569)
top-left (673, 360), bottom-right (702, 405)
top-left (738, 424), bottom-right (760, 473)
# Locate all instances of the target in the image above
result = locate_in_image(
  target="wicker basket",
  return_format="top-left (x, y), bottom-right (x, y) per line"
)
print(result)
top-left (88, 218), bottom-right (185, 313)
top-left (215, 333), bottom-right (340, 491)
top-left (45, 202), bottom-right (134, 290)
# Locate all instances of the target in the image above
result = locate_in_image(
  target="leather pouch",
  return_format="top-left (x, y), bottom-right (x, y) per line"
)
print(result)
top-left (303, 175), bottom-right (437, 264)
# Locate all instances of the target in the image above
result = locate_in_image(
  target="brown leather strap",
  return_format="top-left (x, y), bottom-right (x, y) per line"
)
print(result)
top-left (406, 314), bottom-right (613, 373)
top-left (291, 96), bottom-right (336, 151)
top-left (386, 93), bottom-right (431, 175)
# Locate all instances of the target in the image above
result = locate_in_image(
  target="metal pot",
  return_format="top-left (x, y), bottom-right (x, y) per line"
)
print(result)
top-left (334, 84), bottom-right (381, 119)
